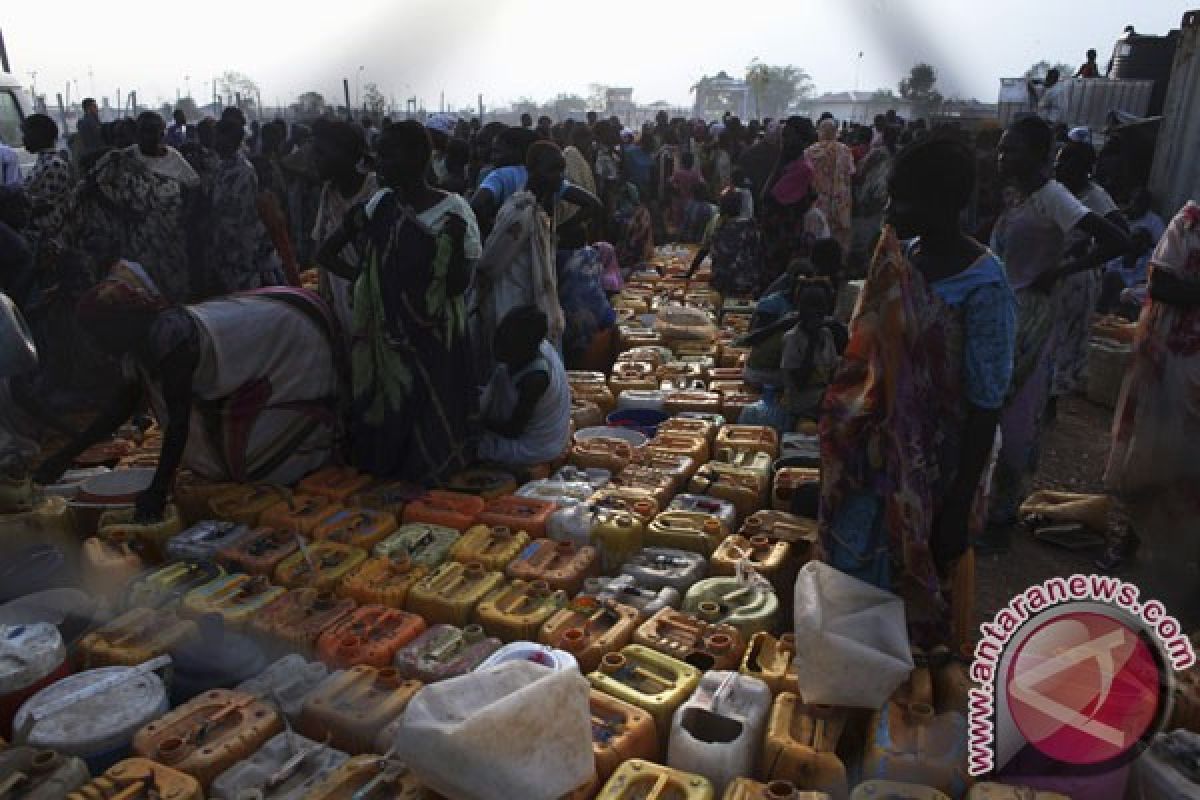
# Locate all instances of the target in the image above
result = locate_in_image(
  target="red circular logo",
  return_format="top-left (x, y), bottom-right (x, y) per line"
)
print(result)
top-left (1005, 611), bottom-right (1163, 766)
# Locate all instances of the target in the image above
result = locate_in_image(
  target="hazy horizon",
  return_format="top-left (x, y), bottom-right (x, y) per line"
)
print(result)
top-left (3, 0), bottom-right (1188, 114)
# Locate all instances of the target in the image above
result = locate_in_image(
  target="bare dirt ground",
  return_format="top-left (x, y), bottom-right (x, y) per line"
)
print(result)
top-left (975, 394), bottom-right (1200, 633)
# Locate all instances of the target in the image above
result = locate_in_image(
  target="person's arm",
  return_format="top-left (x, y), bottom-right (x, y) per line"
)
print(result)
top-left (470, 187), bottom-right (497, 239)
top-left (132, 346), bottom-right (197, 521)
top-left (315, 203), bottom-right (369, 281)
top-left (442, 213), bottom-right (471, 297)
top-left (561, 183), bottom-right (603, 215)
top-left (934, 404), bottom-right (1000, 571)
top-left (685, 247), bottom-right (709, 278)
top-left (484, 371), bottom-right (549, 439)
top-left (1148, 266), bottom-right (1200, 306)
top-left (1031, 211), bottom-right (1130, 291)
top-left (32, 379), bottom-right (142, 484)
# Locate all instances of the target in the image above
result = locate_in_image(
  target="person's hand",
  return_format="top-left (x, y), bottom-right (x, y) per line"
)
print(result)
top-left (932, 494), bottom-right (972, 577)
top-left (133, 486), bottom-right (168, 524)
top-left (32, 453), bottom-right (71, 486)
top-left (1030, 266), bottom-right (1062, 294)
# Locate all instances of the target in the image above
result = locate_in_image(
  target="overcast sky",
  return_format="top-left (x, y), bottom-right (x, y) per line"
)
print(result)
top-left (3, 0), bottom-right (1187, 113)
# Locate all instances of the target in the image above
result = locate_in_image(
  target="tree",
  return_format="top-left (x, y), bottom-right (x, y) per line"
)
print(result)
top-left (362, 82), bottom-right (386, 115)
top-left (1024, 60), bottom-right (1074, 81)
top-left (292, 91), bottom-right (326, 116)
top-left (742, 61), bottom-right (815, 120)
top-left (898, 63), bottom-right (943, 111)
top-left (218, 71), bottom-right (260, 111)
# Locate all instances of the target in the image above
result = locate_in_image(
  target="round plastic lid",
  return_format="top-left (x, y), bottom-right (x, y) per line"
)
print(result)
top-left (14, 666), bottom-right (168, 756)
top-left (0, 623), bottom-right (65, 694)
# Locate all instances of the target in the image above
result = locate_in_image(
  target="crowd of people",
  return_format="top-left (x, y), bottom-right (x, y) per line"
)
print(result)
top-left (0, 88), bottom-right (1194, 644)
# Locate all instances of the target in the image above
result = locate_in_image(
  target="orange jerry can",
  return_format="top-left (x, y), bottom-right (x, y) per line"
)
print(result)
top-left (540, 596), bottom-right (641, 673)
top-left (297, 466), bottom-right (373, 503)
top-left (573, 398), bottom-right (606, 430)
top-left (610, 361), bottom-right (659, 394)
top-left (741, 632), bottom-right (799, 695)
top-left (375, 524), bottom-right (461, 568)
top-left (215, 526), bottom-right (302, 577)
top-left (645, 511), bottom-right (729, 557)
top-left (571, 437), bottom-right (637, 474)
top-left (249, 588), bottom-right (357, 659)
top-left (715, 425), bottom-right (780, 460)
top-left (616, 346), bottom-right (672, 367)
top-left (347, 480), bottom-right (425, 518)
top-left (207, 484), bottom-right (287, 526)
top-left (132, 688), bottom-right (282, 790)
top-left (773, 469), bottom-right (820, 512)
top-left (406, 561), bottom-right (506, 627)
top-left (312, 508), bottom-right (399, 551)
top-left (180, 573), bottom-right (286, 628)
top-left (723, 778), bottom-right (826, 799)
top-left (711, 535), bottom-right (793, 597)
top-left (302, 753), bottom-right (425, 799)
top-left (568, 370), bottom-right (608, 389)
top-left (663, 390), bottom-right (722, 416)
top-left (704, 366), bottom-right (745, 384)
top-left (740, 512), bottom-right (820, 564)
top-left (688, 463), bottom-right (767, 521)
top-left (573, 383), bottom-right (618, 415)
top-left (475, 495), bottom-right (557, 539)
top-left (648, 433), bottom-right (710, 465)
top-left (401, 490), bottom-right (485, 533)
top-left (595, 759), bottom-right (715, 799)
top-left (67, 757), bottom-right (203, 800)
top-left (633, 607), bottom-right (745, 671)
top-left (610, 466), bottom-right (677, 509)
top-left (259, 494), bottom-right (342, 536)
top-left (473, 579), bottom-right (568, 642)
top-left (337, 554), bottom-right (428, 608)
top-left (77, 607), bottom-right (198, 668)
top-left (274, 541), bottom-right (368, 592)
top-left (506, 539), bottom-right (600, 595)
top-left (590, 489), bottom-right (660, 524)
top-left (657, 418), bottom-right (718, 448)
top-left (588, 689), bottom-right (661, 787)
top-left (449, 525), bottom-right (531, 571)
top-left (632, 451), bottom-right (699, 490)
top-left (296, 665), bottom-right (422, 754)
top-left (81, 536), bottom-right (144, 601)
top-left (589, 645), bottom-right (702, 742)
top-left (316, 605), bottom-right (427, 668)
top-left (445, 467), bottom-right (519, 499)
top-left (173, 474), bottom-right (236, 526)
top-left (760, 693), bottom-right (850, 800)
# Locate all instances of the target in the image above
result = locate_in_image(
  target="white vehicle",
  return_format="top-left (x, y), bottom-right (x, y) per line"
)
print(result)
top-left (0, 43), bottom-right (37, 171)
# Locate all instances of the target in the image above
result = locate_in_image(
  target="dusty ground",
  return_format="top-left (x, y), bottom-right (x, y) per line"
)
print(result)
top-left (975, 393), bottom-right (1200, 633)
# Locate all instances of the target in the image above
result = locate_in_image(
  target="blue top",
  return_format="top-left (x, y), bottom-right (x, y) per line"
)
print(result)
top-left (478, 166), bottom-right (571, 207)
top-left (929, 251), bottom-right (1017, 410)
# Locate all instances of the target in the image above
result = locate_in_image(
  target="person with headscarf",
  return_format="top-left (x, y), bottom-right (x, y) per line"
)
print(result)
top-left (317, 121), bottom-right (481, 483)
top-left (686, 186), bottom-right (763, 297)
top-left (761, 117), bottom-right (825, 283)
top-left (806, 117), bottom-right (856, 253)
top-left (668, 150), bottom-right (706, 238)
top-left (852, 125), bottom-right (899, 269)
top-left (33, 260), bottom-right (341, 519)
top-left (477, 304), bottom-right (572, 468)
top-left (614, 181), bottom-right (654, 267)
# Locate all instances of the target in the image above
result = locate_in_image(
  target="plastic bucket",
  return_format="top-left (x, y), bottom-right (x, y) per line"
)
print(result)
top-left (606, 409), bottom-right (670, 438)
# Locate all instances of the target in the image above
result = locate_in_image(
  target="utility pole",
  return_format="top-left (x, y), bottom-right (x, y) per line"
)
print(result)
top-left (478, 93), bottom-right (483, 121)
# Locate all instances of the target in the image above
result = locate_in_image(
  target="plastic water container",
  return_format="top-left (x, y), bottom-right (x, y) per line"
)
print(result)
top-left (181, 573), bottom-right (286, 627)
top-left (165, 615), bottom-right (265, 704)
top-left (612, 465), bottom-right (678, 508)
top-left (374, 523), bottom-right (460, 567)
top-left (608, 408), bottom-right (671, 439)
top-left (67, 757), bottom-right (203, 800)
top-left (393, 624), bottom-right (502, 683)
top-left (609, 361), bottom-right (659, 395)
top-left (0, 543), bottom-right (68, 603)
top-left (215, 526), bottom-right (301, 577)
top-left (273, 542), bottom-right (367, 592)
top-left (852, 782), bottom-right (950, 800)
top-left (302, 753), bottom-right (424, 799)
top-left (473, 579), bottom-right (567, 642)
top-left (14, 663), bottom-right (170, 773)
top-left (346, 480), bottom-right (424, 518)
top-left (552, 465), bottom-right (613, 489)
top-left (476, 495), bottom-right (556, 539)
top-left (206, 483), bottom-right (285, 526)
top-left (249, 588), bottom-right (357, 659)
top-left (688, 463), bottom-right (768, 522)
top-left (540, 596), bottom-right (641, 673)
top-left (582, 575), bottom-right (681, 621)
top-left (209, 732), bottom-right (348, 799)
top-left (172, 475), bottom-right (234, 526)
top-left (316, 604), bottom-right (427, 669)
top-left (658, 418), bottom-right (719, 448)
top-left (741, 632), bottom-right (799, 696)
top-left (402, 490), bottom-right (485, 532)
top-left (967, 785), bottom-right (1069, 799)
top-left (517, 479), bottom-right (596, 508)
top-left (123, 559), bottom-right (224, 610)
top-left (571, 436), bottom-right (638, 474)
top-left (716, 425), bottom-right (781, 460)
top-left (668, 494), bottom-right (739, 530)
top-left (740, 511), bottom-right (819, 563)
top-left (617, 345), bottom-right (674, 367)
top-left (336, 554), bottom-right (428, 608)
top-left (236, 654), bottom-right (329, 722)
top-left (95, 504), bottom-right (183, 563)
top-left (445, 467), bottom-right (520, 499)
top-left (591, 488), bottom-right (661, 524)
top-left (259, 494), bottom-right (342, 537)
top-left (646, 511), bottom-right (729, 557)
top-left (311, 508), bottom-right (398, 551)
top-left (683, 578), bottom-right (779, 638)
top-left (668, 671), bottom-right (772, 795)
top-left (711, 535), bottom-right (793, 599)
top-left (0, 746), bottom-right (90, 798)
top-left (297, 666), bottom-right (422, 755)
top-left (298, 466), bottom-right (374, 503)
top-left (773, 468), bottom-right (820, 513)
top-left (635, 607), bottom-right (745, 672)
top-left (164, 520), bottom-right (251, 562)
top-left (760, 693), bottom-right (849, 799)
top-left (591, 507), bottom-right (648, 574)
top-left (81, 536), bottom-right (144, 602)
top-left (0, 589), bottom-right (96, 652)
top-left (616, 389), bottom-right (668, 413)
top-left (589, 645), bottom-right (702, 741)
top-left (723, 778), bottom-right (819, 799)
top-left (0, 623), bottom-right (69, 740)
top-left (595, 758), bottom-right (715, 799)
top-left (507, 539), bottom-right (599, 595)
top-left (77, 607), bottom-right (198, 669)
top-left (131, 688), bottom-right (282, 789)
top-left (475, 640), bottom-right (579, 671)
top-left (406, 561), bottom-right (505, 627)
top-left (861, 702), bottom-right (968, 798)
top-left (586, 689), bottom-right (661, 789)
top-left (450, 525), bottom-right (532, 571)
top-left (622, 547), bottom-right (708, 593)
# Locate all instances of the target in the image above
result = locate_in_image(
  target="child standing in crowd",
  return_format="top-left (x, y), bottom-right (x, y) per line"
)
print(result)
top-left (478, 305), bottom-right (571, 469)
top-left (685, 187), bottom-right (763, 297)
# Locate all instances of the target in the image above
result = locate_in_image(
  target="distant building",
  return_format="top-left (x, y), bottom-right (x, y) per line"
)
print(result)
top-left (801, 91), bottom-right (914, 125)
top-left (605, 88), bottom-right (636, 124)
top-left (692, 72), bottom-right (749, 120)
